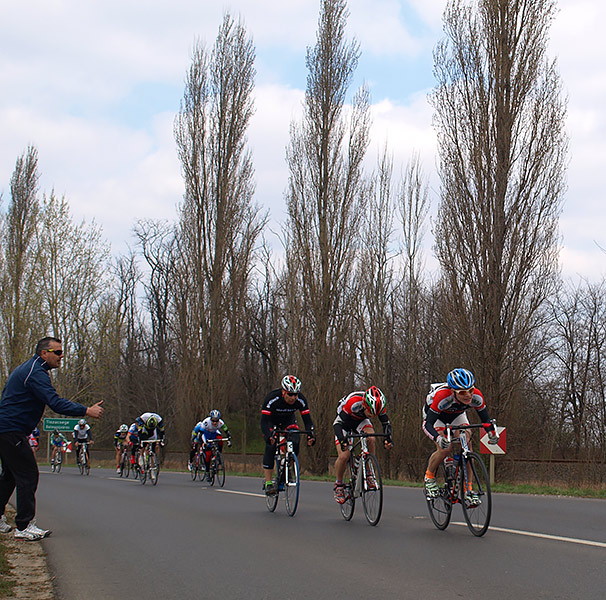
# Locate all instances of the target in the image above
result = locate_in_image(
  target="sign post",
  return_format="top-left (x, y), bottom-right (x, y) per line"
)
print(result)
top-left (480, 426), bottom-right (507, 485)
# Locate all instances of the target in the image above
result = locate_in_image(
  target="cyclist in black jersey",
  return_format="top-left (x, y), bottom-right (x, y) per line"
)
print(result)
top-left (260, 375), bottom-right (316, 494)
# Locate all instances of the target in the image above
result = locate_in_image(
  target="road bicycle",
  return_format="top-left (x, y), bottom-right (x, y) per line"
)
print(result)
top-left (50, 447), bottom-right (65, 473)
top-left (203, 438), bottom-right (229, 487)
top-left (265, 429), bottom-right (312, 517)
top-left (77, 442), bottom-right (90, 476)
top-left (425, 422), bottom-right (494, 536)
top-left (339, 432), bottom-right (386, 526)
top-left (190, 444), bottom-right (204, 481)
top-left (137, 439), bottom-right (161, 486)
top-left (118, 444), bottom-right (130, 478)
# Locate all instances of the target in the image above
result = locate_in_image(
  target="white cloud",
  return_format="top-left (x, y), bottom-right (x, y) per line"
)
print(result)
top-left (1, 0), bottom-right (604, 282)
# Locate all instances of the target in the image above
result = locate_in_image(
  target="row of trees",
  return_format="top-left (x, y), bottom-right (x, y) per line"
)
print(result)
top-left (1, 0), bottom-right (604, 479)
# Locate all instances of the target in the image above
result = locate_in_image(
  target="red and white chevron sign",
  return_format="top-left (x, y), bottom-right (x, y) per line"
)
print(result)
top-left (480, 426), bottom-right (507, 454)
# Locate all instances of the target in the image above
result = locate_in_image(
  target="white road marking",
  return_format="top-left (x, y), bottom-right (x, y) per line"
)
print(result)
top-left (451, 521), bottom-right (606, 548)
top-left (216, 489), bottom-right (265, 498)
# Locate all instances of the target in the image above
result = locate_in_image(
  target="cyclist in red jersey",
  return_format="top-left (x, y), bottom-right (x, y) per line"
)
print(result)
top-left (422, 368), bottom-right (498, 505)
top-left (332, 386), bottom-right (393, 504)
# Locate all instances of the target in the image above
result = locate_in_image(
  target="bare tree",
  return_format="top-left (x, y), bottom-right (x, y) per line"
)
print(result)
top-left (431, 0), bottom-right (567, 419)
top-left (0, 146), bottom-right (42, 375)
top-left (174, 13), bottom-right (266, 424)
top-left (284, 0), bottom-right (370, 471)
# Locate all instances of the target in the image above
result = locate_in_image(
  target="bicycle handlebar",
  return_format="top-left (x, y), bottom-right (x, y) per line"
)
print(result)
top-left (445, 420), bottom-right (497, 442)
top-left (346, 432), bottom-right (390, 438)
top-left (273, 429), bottom-right (314, 436)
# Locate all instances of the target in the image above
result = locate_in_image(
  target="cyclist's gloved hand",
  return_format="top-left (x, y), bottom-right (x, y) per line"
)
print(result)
top-left (227, 438), bottom-right (232, 447)
top-left (307, 433), bottom-right (316, 446)
top-left (339, 439), bottom-right (349, 452)
top-left (384, 437), bottom-right (393, 449)
top-left (437, 435), bottom-right (450, 449)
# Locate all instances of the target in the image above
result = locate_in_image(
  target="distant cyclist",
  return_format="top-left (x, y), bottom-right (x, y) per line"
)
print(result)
top-left (73, 419), bottom-right (93, 465)
top-left (114, 424), bottom-right (129, 473)
top-left (129, 412), bottom-right (165, 466)
top-left (422, 368), bottom-right (498, 505)
top-left (260, 375), bottom-right (316, 495)
top-left (332, 386), bottom-right (393, 504)
top-left (189, 410), bottom-right (232, 479)
top-left (50, 430), bottom-right (68, 464)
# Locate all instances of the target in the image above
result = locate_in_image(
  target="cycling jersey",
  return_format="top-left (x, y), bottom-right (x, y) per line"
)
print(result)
top-left (333, 391), bottom-right (392, 444)
top-left (73, 424), bottom-right (91, 442)
top-left (114, 429), bottom-right (128, 448)
top-left (133, 412), bottom-right (165, 441)
top-left (51, 433), bottom-right (68, 448)
top-left (193, 417), bottom-right (229, 443)
top-left (422, 387), bottom-right (492, 441)
top-left (260, 389), bottom-right (314, 438)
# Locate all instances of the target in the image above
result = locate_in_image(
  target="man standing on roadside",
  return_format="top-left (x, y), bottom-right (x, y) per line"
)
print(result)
top-left (0, 337), bottom-right (104, 541)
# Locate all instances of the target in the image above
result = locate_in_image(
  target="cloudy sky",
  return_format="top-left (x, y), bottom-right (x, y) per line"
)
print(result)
top-left (1, 0), bottom-right (604, 281)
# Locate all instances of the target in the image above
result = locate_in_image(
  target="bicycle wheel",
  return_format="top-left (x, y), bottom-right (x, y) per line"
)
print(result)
top-left (460, 452), bottom-right (491, 536)
top-left (284, 453), bottom-right (300, 517)
top-left (361, 453), bottom-right (383, 526)
top-left (215, 452), bottom-right (226, 488)
top-left (265, 463), bottom-right (279, 512)
top-left (51, 458), bottom-right (56, 473)
top-left (190, 456), bottom-right (198, 481)
top-left (425, 459), bottom-right (453, 530)
top-left (340, 460), bottom-right (355, 521)
top-left (56, 454), bottom-right (62, 473)
top-left (122, 453), bottom-right (130, 478)
top-left (78, 450), bottom-right (84, 475)
top-left (149, 454), bottom-right (159, 486)
top-left (139, 458), bottom-right (147, 485)
top-left (85, 456), bottom-right (90, 476)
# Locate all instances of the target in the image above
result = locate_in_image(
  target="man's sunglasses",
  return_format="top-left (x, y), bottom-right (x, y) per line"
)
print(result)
top-left (45, 349), bottom-right (64, 356)
top-left (455, 388), bottom-right (473, 395)
top-left (284, 392), bottom-right (298, 397)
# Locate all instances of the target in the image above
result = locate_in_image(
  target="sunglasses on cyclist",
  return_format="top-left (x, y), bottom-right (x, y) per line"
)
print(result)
top-left (284, 391), bottom-right (298, 397)
top-left (44, 348), bottom-right (64, 356)
top-left (210, 419), bottom-right (219, 423)
top-left (455, 388), bottom-right (473, 395)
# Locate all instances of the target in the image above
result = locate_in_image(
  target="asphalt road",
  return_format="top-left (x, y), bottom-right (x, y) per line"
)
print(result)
top-left (34, 466), bottom-right (605, 600)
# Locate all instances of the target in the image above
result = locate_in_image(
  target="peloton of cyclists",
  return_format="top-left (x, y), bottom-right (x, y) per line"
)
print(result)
top-left (114, 424), bottom-right (129, 474)
top-left (422, 368), bottom-right (499, 506)
top-left (332, 386), bottom-right (393, 504)
top-left (73, 418), bottom-right (93, 466)
top-left (260, 375), bottom-right (316, 495)
top-left (189, 410), bottom-right (232, 480)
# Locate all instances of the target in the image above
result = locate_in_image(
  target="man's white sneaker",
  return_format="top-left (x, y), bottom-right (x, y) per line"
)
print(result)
top-left (0, 515), bottom-right (12, 533)
top-left (28, 519), bottom-right (51, 538)
top-left (14, 523), bottom-right (43, 541)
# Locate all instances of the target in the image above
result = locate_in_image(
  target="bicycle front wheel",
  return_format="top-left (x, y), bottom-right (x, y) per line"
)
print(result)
top-left (284, 453), bottom-right (300, 517)
top-left (190, 457), bottom-right (198, 481)
top-left (149, 454), bottom-right (159, 485)
top-left (425, 459), bottom-right (453, 530)
top-left (215, 453), bottom-right (226, 488)
top-left (78, 452), bottom-right (84, 475)
top-left (340, 460), bottom-right (355, 521)
top-left (56, 455), bottom-right (62, 473)
top-left (266, 463), bottom-right (279, 512)
top-left (460, 452), bottom-right (491, 536)
top-left (361, 453), bottom-right (383, 526)
top-left (139, 459), bottom-right (147, 485)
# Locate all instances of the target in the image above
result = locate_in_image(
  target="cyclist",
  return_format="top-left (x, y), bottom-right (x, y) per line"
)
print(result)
top-left (422, 368), bottom-right (498, 506)
top-left (113, 424), bottom-right (129, 473)
top-left (73, 419), bottom-right (93, 466)
top-left (260, 375), bottom-right (316, 495)
top-left (332, 386), bottom-right (393, 504)
top-left (27, 427), bottom-right (40, 454)
top-left (130, 412), bottom-right (165, 467)
top-left (50, 430), bottom-right (68, 465)
top-left (190, 410), bottom-right (232, 479)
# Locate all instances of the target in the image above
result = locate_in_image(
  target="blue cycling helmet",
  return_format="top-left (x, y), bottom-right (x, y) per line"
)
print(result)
top-left (447, 368), bottom-right (475, 391)
top-left (209, 409), bottom-right (221, 420)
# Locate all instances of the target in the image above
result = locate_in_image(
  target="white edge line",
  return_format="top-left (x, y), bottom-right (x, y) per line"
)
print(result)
top-left (451, 521), bottom-right (606, 548)
top-left (216, 489), bottom-right (265, 498)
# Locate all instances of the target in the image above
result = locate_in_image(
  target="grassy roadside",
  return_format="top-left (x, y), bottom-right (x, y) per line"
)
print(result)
top-left (0, 537), bottom-right (16, 597)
